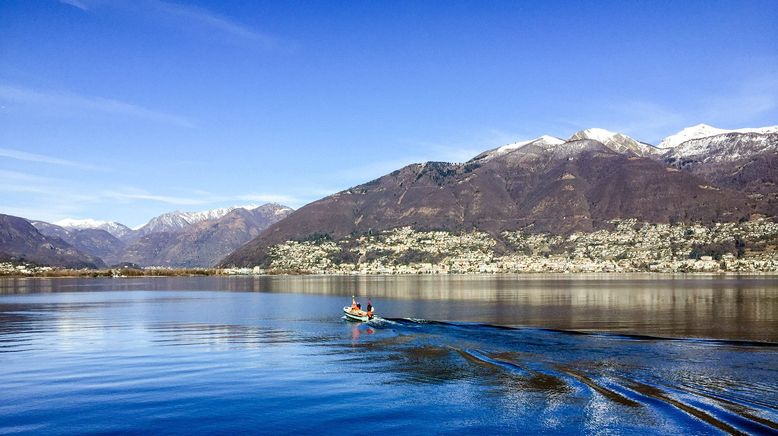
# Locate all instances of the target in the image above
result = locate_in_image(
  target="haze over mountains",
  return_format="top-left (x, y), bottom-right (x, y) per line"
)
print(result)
top-left (221, 123), bottom-right (778, 267)
top-left (2, 123), bottom-right (777, 270)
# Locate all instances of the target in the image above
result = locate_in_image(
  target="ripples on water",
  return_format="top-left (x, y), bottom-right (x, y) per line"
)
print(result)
top-left (0, 277), bottom-right (776, 434)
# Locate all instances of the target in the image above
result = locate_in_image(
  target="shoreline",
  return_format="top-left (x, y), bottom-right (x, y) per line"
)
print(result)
top-left (3, 269), bottom-right (778, 279)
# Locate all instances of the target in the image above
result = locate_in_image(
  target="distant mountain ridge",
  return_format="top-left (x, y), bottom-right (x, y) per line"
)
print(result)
top-left (17, 203), bottom-right (294, 268)
top-left (1, 214), bottom-right (105, 268)
top-left (32, 221), bottom-right (125, 260)
top-left (132, 205), bottom-right (274, 237)
top-left (114, 204), bottom-right (294, 267)
top-left (50, 203), bottom-right (294, 241)
top-left (221, 123), bottom-right (777, 267)
top-left (54, 218), bottom-right (132, 239)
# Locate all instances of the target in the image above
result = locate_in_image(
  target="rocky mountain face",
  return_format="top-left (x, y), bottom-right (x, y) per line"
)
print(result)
top-left (32, 221), bottom-right (126, 260)
top-left (0, 214), bottom-right (105, 268)
top-left (221, 133), bottom-right (757, 267)
top-left (662, 131), bottom-right (778, 215)
top-left (130, 205), bottom-right (283, 238)
top-left (658, 123), bottom-right (778, 149)
top-left (109, 204), bottom-right (293, 267)
top-left (29, 221), bottom-right (71, 241)
top-left (132, 212), bottom-right (197, 238)
top-left (662, 131), bottom-right (778, 164)
top-left (471, 129), bottom-right (656, 161)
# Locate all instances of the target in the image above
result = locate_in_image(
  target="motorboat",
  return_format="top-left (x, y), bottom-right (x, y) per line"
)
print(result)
top-left (343, 305), bottom-right (374, 322)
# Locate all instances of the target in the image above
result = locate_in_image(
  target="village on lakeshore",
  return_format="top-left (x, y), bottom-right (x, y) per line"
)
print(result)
top-left (5, 218), bottom-right (776, 277)
top-left (255, 219), bottom-right (778, 274)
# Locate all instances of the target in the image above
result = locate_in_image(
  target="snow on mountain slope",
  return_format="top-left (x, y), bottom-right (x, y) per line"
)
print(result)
top-left (659, 124), bottom-right (778, 149)
top-left (569, 128), bottom-right (617, 144)
top-left (568, 128), bottom-right (657, 156)
top-left (134, 204), bottom-right (293, 237)
top-left (55, 218), bottom-right (109, 228)
top-left (472, 129), bottom-right (658, 161)
top-left (136, 207), bottom-right (241, 235)
top-left (114, 204), bottom-right (295, 267)
top-left (662, 132), bottom-right (778, 164)
top-left (495, 135), bottom-right (565, 153)
top-left (472, 135), bottom-right (565, 161)
top-left (542, 138), bottom-right (613, 159)
top-left (55, 218), bottom-right (132, 239)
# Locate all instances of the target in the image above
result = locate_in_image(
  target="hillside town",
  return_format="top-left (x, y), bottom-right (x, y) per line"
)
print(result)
top-left (5, 218), bottom-right (776, 276)
top-left (261, 219), bottom-right (778, 274)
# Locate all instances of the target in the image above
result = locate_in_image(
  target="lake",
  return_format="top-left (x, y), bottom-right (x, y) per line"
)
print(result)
top-left (1, 274), bottom-right (777, 434)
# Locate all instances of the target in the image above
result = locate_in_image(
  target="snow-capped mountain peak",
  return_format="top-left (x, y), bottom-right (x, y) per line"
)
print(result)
top-left (568, 128), bottom-right (657, 156)
top-left (180, 206), bottom-right (239, 223)
top-left (662, 130), bottom-right (778, 165)
top-left (133, 204), bottom-right (294, 237)
top-left (54, 218), bottom-right (132, 238)
top-left (658, 124), bottom-right (729, 149)
top-left (659, 124), bottom-right (778, 149)
top-left (495, 135), bottom-right (565, 153)
top-left (569, 128), bottom-right (618, 143)
top-left (137, 207), bottom-right (236, 235)
top-left (473, 135), bottom-right (565, 161)
top-left (55, 218), bottom-right (110, 228)
top-left (536, 134), bottom-right (566, 144)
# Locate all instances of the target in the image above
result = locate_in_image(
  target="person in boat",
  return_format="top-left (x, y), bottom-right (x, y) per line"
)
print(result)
top-left (366, 299), bottom-right (373, 314)
top-left (351, 296), bottom-right (358, 310)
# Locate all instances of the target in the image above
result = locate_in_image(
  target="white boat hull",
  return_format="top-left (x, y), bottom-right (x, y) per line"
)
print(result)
top-left (343, 306), bottom-right (372, 322)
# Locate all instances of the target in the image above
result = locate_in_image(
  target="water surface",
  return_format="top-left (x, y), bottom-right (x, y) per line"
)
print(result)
top-left (0, 275), bottom-right (776, 434)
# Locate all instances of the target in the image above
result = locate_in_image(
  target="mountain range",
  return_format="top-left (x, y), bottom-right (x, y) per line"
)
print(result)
top-left (114, 204), bottom-right (293, 267)
top-left (2, 123), bottom-right (776, 270)
top-left (129, 205), bottom-right (273, 239)
top-left (221, 124), bottom-right (778, 267)
top-left (0, 203), bottom-right (292, 269)
top-left (30, 221), bottom-right (125, 261)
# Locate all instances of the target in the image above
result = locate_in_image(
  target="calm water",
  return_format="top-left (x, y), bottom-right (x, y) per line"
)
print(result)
top-left (0, 275), bottom-right (777, 434)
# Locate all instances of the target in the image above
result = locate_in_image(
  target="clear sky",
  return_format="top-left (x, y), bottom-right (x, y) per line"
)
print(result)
top-left (1, 0), bottom-right (777, 227)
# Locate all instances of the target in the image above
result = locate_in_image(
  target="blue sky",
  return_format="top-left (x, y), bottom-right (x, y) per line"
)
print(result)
top-left (1, 0), bottom-right (777, 227)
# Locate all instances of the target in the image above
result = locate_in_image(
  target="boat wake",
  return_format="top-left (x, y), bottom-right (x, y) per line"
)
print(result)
top-left (339, 317), bottom-right (778, 433)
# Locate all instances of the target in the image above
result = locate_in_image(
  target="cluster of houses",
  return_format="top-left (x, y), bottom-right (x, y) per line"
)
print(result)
top-left (0, 262), bottom-right (53, 276)
top-left (263, 219), bottom-right (778, 274)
